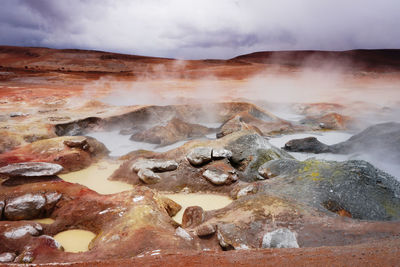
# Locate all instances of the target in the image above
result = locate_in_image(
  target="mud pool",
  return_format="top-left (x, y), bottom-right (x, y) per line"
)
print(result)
top-left (59, 160), bottom-right (133, 194)
top-left (86, 130), bottom-right (216, 157)
top-left (53, 230), bottom-right (96, 253)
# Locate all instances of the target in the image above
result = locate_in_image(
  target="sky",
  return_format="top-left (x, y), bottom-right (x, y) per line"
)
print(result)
top-left (0, 0), bottom-right (399, 59)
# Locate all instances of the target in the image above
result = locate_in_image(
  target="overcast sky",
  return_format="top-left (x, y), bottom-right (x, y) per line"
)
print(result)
top-left (1, 0), bottom-right (399, 59)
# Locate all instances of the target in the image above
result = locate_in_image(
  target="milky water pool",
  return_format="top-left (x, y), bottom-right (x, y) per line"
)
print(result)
top-left (59, 160), bottom-right (133, 194)
top-left (53, 230), bottom-right (96, 253)
top-left (86, 130), bottom-right (216, 157)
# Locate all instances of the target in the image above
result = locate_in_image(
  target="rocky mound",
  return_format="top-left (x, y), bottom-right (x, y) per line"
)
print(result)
top-left (284, 122), bottom-right (400, 163)
top-left (130, 117), bottom-right (213, 146)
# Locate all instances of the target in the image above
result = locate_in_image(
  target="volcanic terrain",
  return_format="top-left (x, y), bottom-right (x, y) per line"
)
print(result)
top-left (0, 46), bottom-right (400, 266)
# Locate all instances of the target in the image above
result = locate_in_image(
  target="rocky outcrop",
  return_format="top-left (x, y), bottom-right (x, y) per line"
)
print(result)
top-left (137, 169), bottom-right (161, 184)
top-left (262, 228), bottom-right (299, 248)
top-left (202, 162), bottom-right (238, 185)
top-left (0, 162), bottom-right (63, 177)
top-left (186, 147), bottom-right (213, 166)
top-left (131, 159), bottom-right (179, 184)
top-left (226, 133), bottom-right (293, 181)
top-left (283, 137), bottom-right (331, 153)
top-left (130, 117), bottom-right (212, 146)
top-left (3, 192), bottom-right (62, 220)
top-left (0, 136), bottom-right (108, 173)
top-left (259, 158), bottom-right (400, 220)
top-left (283, 122), bottom-right (400, 164)
top-left (0, 180), bottom-right (201, 263)
top-left (300, 112), bottom-right (351, 130)
top-left (0, 252), bottom-right (16, 263)
top-left (217, 115), bottom-right (263, 138)
top-left (131, 159), bottom-right (179, 173)
top-left (112, 131), bottom-right (291, 192)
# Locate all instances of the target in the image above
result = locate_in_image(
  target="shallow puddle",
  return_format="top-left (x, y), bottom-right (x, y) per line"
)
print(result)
top-left (59, 161), bottom-right (133, 194)
top-left (53, 230), bottom-right (96, 253)
top-left (163, 193), bottom-right (232, 224)
top-left (33, 218), bottom-right (55, 224)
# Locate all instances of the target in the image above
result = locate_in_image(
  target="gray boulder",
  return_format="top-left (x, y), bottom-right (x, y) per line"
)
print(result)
top-left (131, 159), bottom-right (178, 173)
top-left (226, 133), bottom-right (293, 182)
top-left (202, 169), bottom-right (237, 185)
top-left (137, 169), bottom-right (161, 184)
top-left (212, 148), bottom-right (233, 159)
top-left (283, 137), bottom-right (331, 153)
top-left (262, 228), bottom-right (299, 248)
top-left (283, 122), bottom-right (400, 164)
top-left (186, 147), bottom-right (213, 166)
top-left (0, 162), bottom-right (63, 177)
top-left (4, 193), bottom-right (46, 220)
top-left (259, 158), bottom-right (400, 220)
top-left (0, 252), bottom-right (16, 263)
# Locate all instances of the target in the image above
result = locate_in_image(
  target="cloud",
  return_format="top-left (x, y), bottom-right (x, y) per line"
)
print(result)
top-left (0, 0), bottom-right (399, 59)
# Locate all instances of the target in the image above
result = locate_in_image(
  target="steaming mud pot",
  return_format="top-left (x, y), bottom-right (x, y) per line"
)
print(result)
top-left (163, 193), bottom-right (232, 224)
top-left (59, 160), bottom-right (133, 194)
top-left (86, 130), bottom-right (216, 157)
top-left (53, 230), bottom-right (96, 253)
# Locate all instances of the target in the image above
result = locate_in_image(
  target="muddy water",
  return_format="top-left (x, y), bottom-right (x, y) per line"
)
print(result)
top-left (59, 161), bottom-right (133, 194)
top-left (53, 230), bottom-right (96, 253)
top-left (163, 193), bottom-right (232, 224)
top-left (33, 218), bottom-right (55, 224)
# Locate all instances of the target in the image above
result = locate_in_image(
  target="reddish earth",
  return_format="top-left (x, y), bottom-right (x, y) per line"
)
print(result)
top-left (32, 239), bottom-right (400, 267)
top-left (0, 46), bottom-right (400, 266)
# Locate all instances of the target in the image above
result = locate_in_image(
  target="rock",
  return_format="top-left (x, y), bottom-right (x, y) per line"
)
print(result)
top-left (63, 137), bottom-right (89, 149)
top-left (9, 112), bottom-right (29, 117)
top-left (0, 162), bottom-right (64, 177)
top-left (236, 185), bottom-right (257, 198)
top-left (195, 223), bottom-right (216, 237)
top-left (283, 122), bottom-right (400, 164)
top-left (0, 136), bottom-right (109, 173)
top-left (131, 159), bottom-right (178, 173)
top-left (260, 159), bottom-right (400, 220)
top-left (130, 117), bottom-right (212, 146)
top-left (137, 169), bottom-right (161, 184)
top-left (186, 147), bottom-right (213, 166)
top-left (300, 112), bottom-right (351, 130)
top-left (331, 122), bottom-right (400, 158)
top-left (226, 133), bottom-right (292, 181)
top-left (14, 251), bottom-right (34, 263)
top-left (217, 115), bottom-right (263, 138)
top-left (3, 223), bottom-right (42, 239)
top-left (216, 227), bottom-right (233, 250)
top-left (212, 148), bottom-right (232, 159)
top-left (0, 252), bottom-right (16, 263)
top-left (262, 228), bottom-right (299, 248)
top-left (4, 193), bottom-right (46, 220)
top-left (175, 227), bottom-right (193, 241)
top-left (202, 169), bottom-right (237, 185)
top-left (182, 206), bottom-right (205, 228)
top-left (44, 192), bottom-right (62, 211)
top-left (0, 200), bottom-right (4, 219)
top-left (258, 162), bottom-right (281, 179)
top-left (283, 137), bottom-right (331, 153)
top-left (161, 196), bottom-right (182, 217)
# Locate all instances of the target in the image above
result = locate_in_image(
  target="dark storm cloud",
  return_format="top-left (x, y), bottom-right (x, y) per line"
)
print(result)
top-left (0, 0), bottom-right (399, 59)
